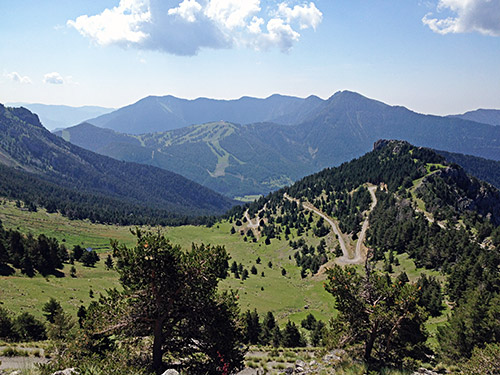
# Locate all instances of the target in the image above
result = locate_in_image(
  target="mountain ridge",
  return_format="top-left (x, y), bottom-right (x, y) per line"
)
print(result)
top-left (56, 91), bottom-right (500, 198)
top-left (0, 104), bottom-right (235, 224)
top-left (6, 102), bottom-right (114, 131)
top-left (450, 108), bottom-right (500, 126)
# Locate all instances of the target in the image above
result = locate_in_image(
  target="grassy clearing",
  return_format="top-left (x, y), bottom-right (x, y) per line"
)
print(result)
top-left (0, 201), bottom-right (335, 325)
top-left (0, 199), bottom-right (137, 250)
top-left (165, 221), bottom-right (336, 324)
top-left (0, 257), bottom-right (119, 320)
top-left (234, 195), bottom-right (262, 203)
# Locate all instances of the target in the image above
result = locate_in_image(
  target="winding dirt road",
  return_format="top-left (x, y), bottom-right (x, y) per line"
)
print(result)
top-left (351, 185), bottom-right (378, 264)
top-left (284, 185), bottom-right (377, 265)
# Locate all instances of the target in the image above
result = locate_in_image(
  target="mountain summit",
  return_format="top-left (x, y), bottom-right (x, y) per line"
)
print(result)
top-left (57, 91), bottom-right (500, 199)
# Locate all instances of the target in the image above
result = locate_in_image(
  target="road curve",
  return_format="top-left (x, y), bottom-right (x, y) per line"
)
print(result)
top-left (352, 185), bottom-right (378, 264)
top-left (284, 186), bottom-right (378, 265)
top-left (284, 193), bottom-right (350, 261)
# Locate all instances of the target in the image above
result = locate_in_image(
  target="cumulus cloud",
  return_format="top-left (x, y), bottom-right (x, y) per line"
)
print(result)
top-left (277, 2), bottom-right (322, 30)
top-left (68, 0), bottom-right (151, 45)
top-left (423, 0), bottom-right (500, 36)
top-left (43, 72), bottom-right (65, 85)
top-left (67, 0), bottom-right (323, 55)
top-left (5, 72), bottom-right (32, 84)
top-left (168, 0), bottom-right (202, 23)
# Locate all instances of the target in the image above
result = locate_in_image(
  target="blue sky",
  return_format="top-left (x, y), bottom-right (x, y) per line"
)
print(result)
top-left (1, 0), bottom-right (499, 115)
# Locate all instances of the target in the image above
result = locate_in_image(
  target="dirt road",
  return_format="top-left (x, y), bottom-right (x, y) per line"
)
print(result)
top-left (284, 185), bottom-right (377, 265)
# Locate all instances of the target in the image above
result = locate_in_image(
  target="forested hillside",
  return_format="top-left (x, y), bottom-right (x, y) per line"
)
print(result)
top-left (0, 104), bottom-right (235, 224)
top-left (451, 108), bottom-right (500, 126)
top-left (224, 139), bottom-right (500, 368)
top-left (436, 149), bottom-right (500, 189)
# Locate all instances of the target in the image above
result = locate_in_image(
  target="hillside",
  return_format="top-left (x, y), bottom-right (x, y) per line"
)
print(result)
top-left (226, 139), bottom-right (499, 327)
top-left (0, 104), bottom-right (235, 224)
top-left (57, 91), bottom-right (500, 199)
top-left (87, 94), bottom-right (324, 134)
top-left (1, 139), bottom-right (499, 373)
top-left (451, 108), bottom-right (500, 126)
top-left (6, 102), bottom-right (114, 131)
top-left (436, 149), bottom-right (500, 190)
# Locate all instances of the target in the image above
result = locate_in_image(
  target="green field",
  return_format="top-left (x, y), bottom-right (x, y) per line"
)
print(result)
top-left (0, 200), bottom-right (335, 325)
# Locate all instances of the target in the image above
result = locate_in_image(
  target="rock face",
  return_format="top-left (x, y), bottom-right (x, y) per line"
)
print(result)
top-left (418, 166), bottom-right (500, 225)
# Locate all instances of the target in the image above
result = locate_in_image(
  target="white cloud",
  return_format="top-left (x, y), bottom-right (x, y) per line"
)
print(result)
top-left (259, 18), bottom-right (300, 52)
top-left (277, 2), bottom-right (323, 30)
top-left (168, 0), bottom-right (202, 23)
top-left (248, 16), bottom-right (265, 34)
top-left (67, 0), bottom-right (323, 55)
top-left (67, 0), bottom-right (151, 45)
top-left (43, 72), bottom-right (65, 85)
top-left (5, 72), bottom-right (32, 84)
top-left (204, 0), bottom-right (261, 29)
top-left (423, 0), bottom-right (500, 36)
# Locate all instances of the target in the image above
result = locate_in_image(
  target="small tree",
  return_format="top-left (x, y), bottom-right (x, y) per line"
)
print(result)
top-left (301, 313), bottom-right (317, 331)
top-left (80, 250), bottom-right (99, 267)
top-left (281, 320), bottom-right (306, 347)
top-left (42, 298), bottom-right (63, 323)
top-left (85, 229), bottom-right (244, 374)
top-left (0, 307), bottom-right (15, 341)
top-left (243, 309), bottom-right (261, 345)
top-left (48, 309), bottom-right (75, 341)
top-left (242, 269), bottom-right (249, 280)
top-left (104, 254), bottom-right (113, 270)
top-left (250, 265), bottom-right (257, 275)
top-left (13, 312), bottom-right (46, 341)
top-left (72, 245), bottom-right (84, 261)
top-left (325, 262), bottom-right (429, 365)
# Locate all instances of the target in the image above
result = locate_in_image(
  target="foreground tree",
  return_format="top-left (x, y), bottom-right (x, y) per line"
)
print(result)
top-left (83, 229), bottom-right (244, 374)
top-left (324, 261), bottom-right (429, 366)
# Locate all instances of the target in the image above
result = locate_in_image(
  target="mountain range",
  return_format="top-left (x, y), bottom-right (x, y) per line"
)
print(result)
top-left (86, 94), bottom-right (324, 134)
top-left (57, 91), bottom-right (500, 199)
top-left (6, 103), bottom-right (114, 131)
top-left (0, 104), bottom-right (234, 224)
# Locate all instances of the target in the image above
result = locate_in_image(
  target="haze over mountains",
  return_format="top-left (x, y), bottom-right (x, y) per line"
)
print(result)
top-left (6, 102), bottom-right (114, 131)
top-left (451, 109), bottom-right (500, 126)
top-left (57, 91), bottom-right (500, 199)
top-left (87, 94), bottom-right (325, 134)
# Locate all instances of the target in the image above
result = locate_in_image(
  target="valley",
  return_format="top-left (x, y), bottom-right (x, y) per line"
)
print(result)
top-left (0, 105), bottom-right (499, 374)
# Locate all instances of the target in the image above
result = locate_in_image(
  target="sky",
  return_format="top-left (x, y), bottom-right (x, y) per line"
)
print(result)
top-left (1, 0), bottom-right (500, 115)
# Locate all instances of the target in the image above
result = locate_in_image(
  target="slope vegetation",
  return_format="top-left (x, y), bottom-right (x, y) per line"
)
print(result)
top-left (0, 104), bottom-right (235, 224)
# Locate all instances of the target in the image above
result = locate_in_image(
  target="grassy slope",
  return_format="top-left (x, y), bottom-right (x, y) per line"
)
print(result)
top-left (0, 183), bottom-right (450, 340)
top-left (0, 200), bottom-right (335, 324)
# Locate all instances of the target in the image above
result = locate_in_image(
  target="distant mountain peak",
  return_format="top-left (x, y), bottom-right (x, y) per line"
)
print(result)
top-left (450, 108), bottom-right (500, 126)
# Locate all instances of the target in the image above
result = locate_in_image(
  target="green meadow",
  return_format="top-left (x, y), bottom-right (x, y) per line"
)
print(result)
top-left (0, 200), bottom-right (335, 325)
